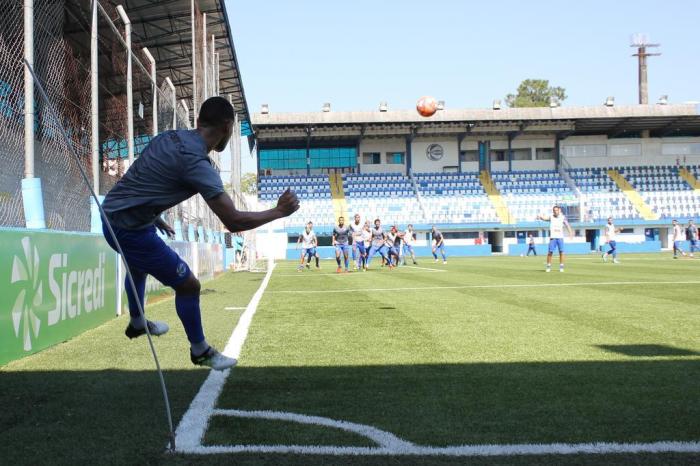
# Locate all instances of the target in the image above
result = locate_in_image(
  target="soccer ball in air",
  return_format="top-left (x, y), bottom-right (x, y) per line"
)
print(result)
top-left (416, 96), bottom-right (438, 117)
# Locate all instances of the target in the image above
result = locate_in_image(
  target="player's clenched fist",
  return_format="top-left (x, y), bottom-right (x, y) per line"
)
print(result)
top-left (276, 188), bottom-right (300, 217)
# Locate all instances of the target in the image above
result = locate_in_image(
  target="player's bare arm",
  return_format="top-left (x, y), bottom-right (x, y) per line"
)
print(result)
top-left (154, 217), bottom-right (176, 239)
top-left (565, 221), bottom-right (574, 238)
top-left (207, 188), bottom-right (299, 233)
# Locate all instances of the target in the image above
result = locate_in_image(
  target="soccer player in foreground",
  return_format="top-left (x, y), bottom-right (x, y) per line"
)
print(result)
top-left (431, 226), bottom-right (447, 264)
top-left (102, 97), bottom-right (299, 370)
top-left (537, 205), bottom-right (573, 272)
top-left (332, 216), bottom-right (352, 273)
top-left (602, 217), bottom-right (621, 264)
top-left (296, 221), bottom-right (318, 271)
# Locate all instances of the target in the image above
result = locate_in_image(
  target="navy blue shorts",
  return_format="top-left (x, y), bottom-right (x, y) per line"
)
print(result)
top-left (103, 222), bottom-right (191, 287)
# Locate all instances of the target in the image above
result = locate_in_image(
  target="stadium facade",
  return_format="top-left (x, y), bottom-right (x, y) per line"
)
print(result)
top-left (251, 104), bottom-right (700, 256)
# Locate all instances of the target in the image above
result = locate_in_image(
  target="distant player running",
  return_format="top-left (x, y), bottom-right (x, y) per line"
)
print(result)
top-left (101, 97), bottom-right (299, 370)
top-left (402, 224), bottom-right (418, 265)
top-left (386, 226), bottom-right (401, 267)
top-left (431, 226), bottom-right (447, 264)
top-left (366, 218), bottom-right (391, 269)
top-left (602, 217), bottom-right (621, 264)
top-left (672, 219), bottom-right (686, 259)
top-left (332, 216), bottom-right (352, 273)
top-left (357, 221), bottom-right (371, 271)
top-left (537, 205), bottom-right (573, 272)
top-left (687, 220), bottom-right (698, 258)
top-left (296, 221), bottom-right (318, 271)
top-left (349, 213), bottom-right (364, 270)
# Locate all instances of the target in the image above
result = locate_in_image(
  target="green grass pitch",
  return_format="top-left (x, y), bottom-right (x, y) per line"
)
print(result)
top-left (1, 254), bottom-right (699, 465)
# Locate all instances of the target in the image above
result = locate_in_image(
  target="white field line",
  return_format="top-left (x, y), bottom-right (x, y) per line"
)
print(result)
top-left (402, 265), bottom-right (447, 272)
top-left (173, 264), bottom-right (276, 452)
top-left (274, 267), bottom-right (444, 277)
top-left (184, 409), bottom-right (700, 457)
top-left (270, 280), bottom-right (700, 294)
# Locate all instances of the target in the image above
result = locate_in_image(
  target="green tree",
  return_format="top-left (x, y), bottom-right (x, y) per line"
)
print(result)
top-left (241, 172), bottom-right (257, 196)
top-left (505, 79), bottom-right (567, 108)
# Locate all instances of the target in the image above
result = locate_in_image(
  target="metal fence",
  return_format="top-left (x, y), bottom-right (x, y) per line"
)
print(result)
top-left (0, 0), bottom-right (238, 241)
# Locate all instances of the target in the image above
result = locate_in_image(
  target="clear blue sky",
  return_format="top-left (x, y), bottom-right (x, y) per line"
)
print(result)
top-left (224, 0), bottom-right (699, 174)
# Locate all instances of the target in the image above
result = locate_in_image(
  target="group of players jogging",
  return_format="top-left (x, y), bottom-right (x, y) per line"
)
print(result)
top-left (297, 214), bottom-right (447, 272)
top-left (297, 205), bottom-right (699, 274)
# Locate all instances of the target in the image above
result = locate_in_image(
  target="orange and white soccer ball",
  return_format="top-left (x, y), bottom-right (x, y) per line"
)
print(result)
top-left (416, 96), bottom-right (438, 117)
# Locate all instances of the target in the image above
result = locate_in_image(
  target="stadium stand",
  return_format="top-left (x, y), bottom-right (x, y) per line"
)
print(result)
top-left (567, 167), bottom-right (641, 220)
top-left (492, 170), bottom-right (575, 222)
top-left (413, 172), bottom-right (499, 224)
top-left (258, 175), bottom-right (335, 227)
top-left (621, 165), bottom-right (700, 219)
top-left (343, 173), bottom-right (422, 225)
top-left (258, 164), bottom-right (700, 227)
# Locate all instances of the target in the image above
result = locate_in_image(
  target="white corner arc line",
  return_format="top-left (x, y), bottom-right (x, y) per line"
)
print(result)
top-left (173, 263), bottom-right (276, 452)
top-left (183, 408), bottom-right (700, 456)
top-left (270, 280), bottom-right (700, 294)
top-left (212, 409), bottom-right (415, 450)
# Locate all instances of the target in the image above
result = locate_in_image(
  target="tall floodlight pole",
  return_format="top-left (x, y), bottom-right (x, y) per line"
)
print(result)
top-left (630, 33), bottom-right (660, 105)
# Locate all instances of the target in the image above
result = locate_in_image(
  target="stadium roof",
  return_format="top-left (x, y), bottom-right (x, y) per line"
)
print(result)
top-left (252, 104), bottom-right (700, 143)
top-left (66, 0), bottom-right (251, 128)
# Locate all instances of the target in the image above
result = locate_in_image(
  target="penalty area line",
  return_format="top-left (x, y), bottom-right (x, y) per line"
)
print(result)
top-left (270, 280), bottom-right (700, 294)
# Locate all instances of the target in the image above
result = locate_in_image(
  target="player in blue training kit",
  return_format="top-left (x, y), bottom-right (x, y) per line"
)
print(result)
top-left (357, 221), bottom-right (371, 270)
top-left (431, 226), bottom-right (447, 264)
top-left (296, 221), bottom-right (319, 271)
top-left (537, 205), bottom-right (573, 272)
top-left (672, 219), bottom-right (686, 258)
top-left (102, 97), bottom-right (299, 370)
top-left (527, 234), bottom-right (537, 256)
top-left (332, 216), bottom-right (352, 273)
top-left (349, 214), bottom-right (364, 270)
top-left (687, 220), bottom-right (698, 258)
top-left (386, 226), bottom-right (401, 267)
top-left (602, 217), bottom-right (621, 264)
top-left (366, 218), bottom-right (392, 269)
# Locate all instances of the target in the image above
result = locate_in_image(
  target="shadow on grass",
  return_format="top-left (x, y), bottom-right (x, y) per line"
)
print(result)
top-left (1, 359), bottom-right (699, 465)
top-left (595, 344), bottom-right (700, 357)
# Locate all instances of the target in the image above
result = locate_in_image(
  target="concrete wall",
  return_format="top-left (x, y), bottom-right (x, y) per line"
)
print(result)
top-left (410, 137), bottom-right (460, 173)
top-left (358, 138), bottom-right (406, 174)
top-left (562, 136), bottom-right (700, 168)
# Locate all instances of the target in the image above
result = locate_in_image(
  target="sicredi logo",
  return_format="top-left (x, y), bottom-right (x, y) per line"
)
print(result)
top-left (426, 144), bottom-right (444, 161)
top-left (10, 237), bottom-right (107, 351)
top-left (10, 237), bottom-right (43, 351)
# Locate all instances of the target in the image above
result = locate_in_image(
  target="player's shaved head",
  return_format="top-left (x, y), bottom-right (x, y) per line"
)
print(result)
top-left (197, 96), bottom-right (235, 152)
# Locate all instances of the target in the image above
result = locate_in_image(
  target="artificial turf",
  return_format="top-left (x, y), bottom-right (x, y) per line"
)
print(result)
top-left (1, 254), bottom-right (699, 465)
